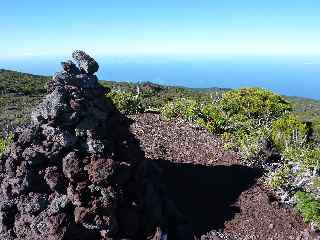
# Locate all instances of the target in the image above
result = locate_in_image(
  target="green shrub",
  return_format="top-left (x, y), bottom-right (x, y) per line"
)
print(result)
top-left (160, 101), bottom-right (179, 120)
top-left (312, 177), bottom-right (320, 189)
top-left (267, 164), bottom-right (291, 189)
top-left (0, 138), bottom-right (6, 156)
top-left (311, 117), bottom-right (320, 144)
top-left (198, 103), bottom-right (226, 133)
top-left (295, 191), bottom-right (320, 229)
top-left (107, 91), bottom-right (144, 114)
top-left (216, 88), bottom-right (291, 159)
top-left (0, 133), bottom-right (13, 157)
top-left (161, 99), bottom-right (227, 133)
top-left (223, 114), bottom-right (255, 133)
top-left (236, 126), bottom-right (272, 160)
top-left (161, 98), bottom-right (200, 121)
top-left (271, 115), bottom-right (309, 151)
top-left (282, 146), bottom-right (320, 171)
top-left (218, 88), bottom-right (291, 121)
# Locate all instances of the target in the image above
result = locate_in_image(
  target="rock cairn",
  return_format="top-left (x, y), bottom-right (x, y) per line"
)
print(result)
top-left (0, 51), bottom-right (193, 240)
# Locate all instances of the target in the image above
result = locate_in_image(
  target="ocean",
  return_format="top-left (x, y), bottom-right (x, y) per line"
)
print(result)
top-left (1, 55), bottom-right (320, 99)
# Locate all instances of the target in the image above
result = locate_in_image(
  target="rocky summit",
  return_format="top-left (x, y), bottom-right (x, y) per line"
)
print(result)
top-left (0, 51), bottom-right (193, 240)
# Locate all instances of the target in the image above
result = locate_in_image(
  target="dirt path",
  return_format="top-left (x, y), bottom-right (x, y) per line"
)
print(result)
top-left (130, 113), bottom-right (308, 240)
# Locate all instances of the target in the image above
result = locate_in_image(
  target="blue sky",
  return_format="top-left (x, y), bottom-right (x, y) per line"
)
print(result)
top-left (2, 0), bottom-right (320, 57)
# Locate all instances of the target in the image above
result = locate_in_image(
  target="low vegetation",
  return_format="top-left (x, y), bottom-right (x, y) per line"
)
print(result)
top-left (0, 132), bottom-right (13, 157)
top-left (107, 91), bottom-right (144, 114)
top-left (271, 115), bottom-right (310, 151)
top-left (0, 69), bottom-right (49, 95)
top-left (295, 191), bottom-right (320, 229)
top-left (101, 80), bottom-right (223, 112)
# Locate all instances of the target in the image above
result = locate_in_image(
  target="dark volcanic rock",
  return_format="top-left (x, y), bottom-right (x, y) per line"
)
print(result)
top-left (44, 166), bottom-right (64, 192)
top-left (61, 60), bottom-right (81, 75)
top-left (31, 88), bottom-right (67, 124)
top-left (72, 50), bottom-right (99, 74)
top-left (62, 152), bottom-right (83, 182)
top-left (0, 51), bottom-right (192, 239)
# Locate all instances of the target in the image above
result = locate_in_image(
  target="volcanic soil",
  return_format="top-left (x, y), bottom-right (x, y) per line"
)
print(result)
top-left (130, 113), bottom-right (310, 240)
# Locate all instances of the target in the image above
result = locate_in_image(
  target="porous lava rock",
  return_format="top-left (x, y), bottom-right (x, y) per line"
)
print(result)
top-left (0, 51), bottom-right (193, 239)
top-left (72, 50), bottom-right (99, 75)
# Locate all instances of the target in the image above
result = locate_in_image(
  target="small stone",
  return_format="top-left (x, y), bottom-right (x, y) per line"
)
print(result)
top-left (86, 138), bottom-right (104, 154)
top-left (48, 194), bottom-right (70, 214)
top-left (17, 126), bottom-right (36, 147)
top-left (53, 131), bottom-right (77, 148)
top-left (4, 157), bottom-right (17, 177)
top-left (62, 152), bottom-right (82, 181)
top-left (17, 193), bottom-right (48, 215)
top-left (74, 207), bottom-right (89, 224)
top-left (31, 88), bottom-right (67, 125)
top-left (42, 124), bottom-right (58, 139)
top-left (69, 99), bottom-right (81, 111)
top-left (72, 50), bottom-right (99, 74)
top-left (87, 158), bottom-right (113, 184)
top-left (61, 60), bottom-right (81, 75)
top-left (44, 166), bottom-right (64, 191)
top-left (14, 214), bottom-right (35, 239)
top-left (67, 181), bottom-right (92, 207)
top-left (22, 146), bottom-right (46, 167)
top-left (31, 211), bottom-right (68, 240)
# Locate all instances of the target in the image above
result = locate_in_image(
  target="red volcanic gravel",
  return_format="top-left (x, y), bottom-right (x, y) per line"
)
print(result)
top-left (130, 113), bottom-right (310, 240)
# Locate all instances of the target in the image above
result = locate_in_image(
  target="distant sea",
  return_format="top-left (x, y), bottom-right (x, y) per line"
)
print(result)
top-left (1, 55), bottom-right (320, 99)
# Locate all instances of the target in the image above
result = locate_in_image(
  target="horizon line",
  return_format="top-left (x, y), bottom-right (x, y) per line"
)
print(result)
top-left (2, 51), bottom-right (320, 59)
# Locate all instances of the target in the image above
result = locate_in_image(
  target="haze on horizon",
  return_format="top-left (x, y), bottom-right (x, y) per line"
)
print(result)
top-left (1, 0), bottom-right (320, 58)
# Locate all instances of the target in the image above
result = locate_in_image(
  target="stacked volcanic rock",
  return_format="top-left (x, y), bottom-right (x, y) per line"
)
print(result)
top-left (0, 51), bottom-right (193, 240)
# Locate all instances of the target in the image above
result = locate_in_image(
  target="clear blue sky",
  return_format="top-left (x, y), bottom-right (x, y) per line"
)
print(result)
top-left (2, 0), bottom-right (320, 57)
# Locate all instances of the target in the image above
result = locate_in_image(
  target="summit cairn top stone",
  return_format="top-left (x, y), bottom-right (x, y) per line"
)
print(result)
top-left (72, 50), bottom-right (99, 75)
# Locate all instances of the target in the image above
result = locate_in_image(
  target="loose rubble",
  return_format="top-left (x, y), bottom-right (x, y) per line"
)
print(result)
top-left (0, 51), bottom-right (193, 240)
